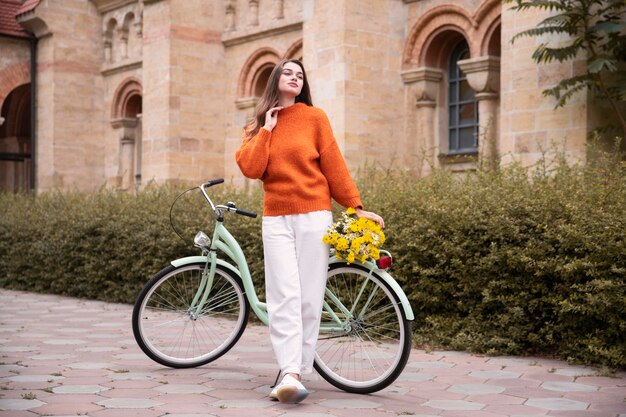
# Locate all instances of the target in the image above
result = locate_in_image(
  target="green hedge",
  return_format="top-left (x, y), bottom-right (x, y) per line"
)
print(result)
top-left (1, 154), bottom-right (625, 368)
top-left (0, 183), bottom-right (266, 304)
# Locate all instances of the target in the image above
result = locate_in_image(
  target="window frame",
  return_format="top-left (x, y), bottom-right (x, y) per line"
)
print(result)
top-left (447, 41), bottom-right (478, 155)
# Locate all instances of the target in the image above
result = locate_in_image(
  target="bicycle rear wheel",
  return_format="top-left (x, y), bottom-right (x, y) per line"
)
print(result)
top-left (132, 263), bottom-right (249, 368)
top-left (314, 263), bottom-right (412, 393)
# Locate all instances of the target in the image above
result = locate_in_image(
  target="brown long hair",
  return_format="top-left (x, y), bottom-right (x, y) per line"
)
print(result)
top-left (244, 58), bottom-right (313, 139)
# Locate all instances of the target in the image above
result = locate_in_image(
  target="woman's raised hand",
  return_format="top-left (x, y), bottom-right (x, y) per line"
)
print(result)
top-left (355, 208), bottom-right (385, 229)
top-left (263, 105), bottom-right (283, 132)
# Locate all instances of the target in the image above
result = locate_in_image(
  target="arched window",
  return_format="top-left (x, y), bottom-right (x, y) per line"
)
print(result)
top-left (0, 84), bottom-right (32, 191)
top-left (448, 40), bottom-right (478, 154)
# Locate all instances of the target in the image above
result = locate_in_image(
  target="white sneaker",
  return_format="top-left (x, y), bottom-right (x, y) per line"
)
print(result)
top-left (271, 374), bottom-right (309, 404)
top-left (269, 384), bottom-right (279, 401)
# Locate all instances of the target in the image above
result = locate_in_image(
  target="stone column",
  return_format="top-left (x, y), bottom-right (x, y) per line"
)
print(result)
top-left (104, 37), bottom-right (112, 63)
top-left (458, 56), bottom-right (500, 167)
top-left (112, 118), bottom-right (137, 190)
top-left (274, 0), bottom-right (284, 19)
top-left (225, 0), bottom-right (236, 31)
top-left (118, 27), bottom-right (129, 60)
top-left (136, 0), bottom-right (144, 36)
top-left (248, 0), bottom-right (259, 26)
top-left (401, 67), bottom-right (444, 173)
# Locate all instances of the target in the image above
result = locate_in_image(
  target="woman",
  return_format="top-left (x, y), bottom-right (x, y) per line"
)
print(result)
top-left (235, 58), bottom-right (384, 404)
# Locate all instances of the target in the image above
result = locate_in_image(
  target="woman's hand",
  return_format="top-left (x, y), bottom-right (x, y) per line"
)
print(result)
top-left (355, 208), bottom-right (385, 229)
top-left (263, 105), bottom-right (283, 132)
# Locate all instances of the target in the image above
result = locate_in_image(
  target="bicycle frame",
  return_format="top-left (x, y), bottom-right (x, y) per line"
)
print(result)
top-left (171, 181), bottom-right (414, 331)
top-left (170, 226), bottom-right (268, 326)
top-left (171, 231), bottom-right (414, 328)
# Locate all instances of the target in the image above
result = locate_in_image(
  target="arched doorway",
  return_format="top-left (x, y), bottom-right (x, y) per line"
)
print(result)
top-left (0, 84), bottom-right (32, 192)
top-left (111, 78), bottom-right (142, 190)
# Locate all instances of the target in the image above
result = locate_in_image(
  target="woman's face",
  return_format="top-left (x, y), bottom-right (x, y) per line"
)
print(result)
top-left (277, 62), bottom-right (304, 99)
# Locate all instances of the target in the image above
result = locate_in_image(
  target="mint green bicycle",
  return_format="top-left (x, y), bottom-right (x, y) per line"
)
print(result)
top-left (132, 179), bottom-right (415, 393)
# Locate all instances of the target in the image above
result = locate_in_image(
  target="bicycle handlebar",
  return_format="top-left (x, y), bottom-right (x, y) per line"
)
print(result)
top-left (199, 179), bottom-right (258, 219)
top-left (201, 178), bottom-right (224, 188)
top-left (234, 207), bottom-right (258, 218)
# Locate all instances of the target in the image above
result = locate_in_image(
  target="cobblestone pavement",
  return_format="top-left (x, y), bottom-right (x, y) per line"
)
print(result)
top-left (0, 289), bottom-right (624, 417)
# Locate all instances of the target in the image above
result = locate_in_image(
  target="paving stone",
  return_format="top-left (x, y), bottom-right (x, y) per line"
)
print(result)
top-left (200, 371), bottom-right (256, 380)
top-left (552, 367), bottom-right (597, 377)
top-left (408, 361), bottom-right (455, 369)
top-left (232, 345), bottom-right (273, 352)
top-left (0, 364), bottom-right (27, 372)
top-left (28, 353), bottom-right (75, 360)
top-left (154, 383), bottom-right (211, 394)
top-left (525, 398), bottom-right (589, 410)
top-left (211, 399), bottom-right (274, 408)
top-left (0, 345), bottom-right (37, 352)
top-left (432, 350), bottom-right (468, 357)
top-left (280, 413), bottom-right (339, 417)
top-left (470, 370), bottom-right (522, 379)
top-left (423, 399), bottom-right (485, 410)
top-left (43, 338), bottom-right (86, 345)
top-left (52, 384), bottom-right (110, 394)
top-left (448, 383), bottom-right (506, 395)
top-left (163, 414), bottom-right (219, 417)
top-left (0, 327), bottom-right (23, 333)
top-left (0, 398), bottom-right (46, 410)
top-left (97, 397), bottom-right (164, 409)
top-left (8, 374), bottom-right (64, 382)
top-left (397, 372), bottom-right (433, 381)
top-left (107, 371), bottom-right (154, 380)
top-left (77, 346), bottom-right (122, 352)
top-left (541, 381), bottom-right (598, 392)
top-left (486, 357), bottom-right (538, 367)
top-left (67, 362), bottom-right (116, 370)
top-left (319, 399), bottom-right (383, 409)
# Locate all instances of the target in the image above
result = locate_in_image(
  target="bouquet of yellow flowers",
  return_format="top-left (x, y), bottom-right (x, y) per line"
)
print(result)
top-left (322, 207), bottom-right (386, 264)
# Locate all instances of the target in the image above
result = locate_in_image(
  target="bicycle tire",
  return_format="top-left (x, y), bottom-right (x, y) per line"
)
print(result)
top-left (314, 262), bottom-right (412, 393)
top-left (132, 262), bottom-right (250, 368)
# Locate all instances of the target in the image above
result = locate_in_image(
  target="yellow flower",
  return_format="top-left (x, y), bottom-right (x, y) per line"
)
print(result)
top-left (323, 209), bottom-right (386, 264)
top-left (346, 252), bottom-right (355, 263)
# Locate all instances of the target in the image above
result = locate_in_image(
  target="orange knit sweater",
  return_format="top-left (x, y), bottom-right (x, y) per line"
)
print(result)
top-left (235, 103), bottom-right (363, 216)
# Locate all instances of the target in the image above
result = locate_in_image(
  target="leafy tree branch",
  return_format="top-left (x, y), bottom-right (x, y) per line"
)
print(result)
top-left (504, 0), bottom-right (626, 138)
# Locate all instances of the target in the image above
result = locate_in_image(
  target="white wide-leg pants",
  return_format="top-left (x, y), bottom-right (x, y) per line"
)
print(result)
top-left (262, 210), bottom-right (332, 375)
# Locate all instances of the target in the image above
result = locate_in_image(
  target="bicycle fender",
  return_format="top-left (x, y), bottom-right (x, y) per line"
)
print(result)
top-left (170, 256), bottom-right (241, 277)
top-left (329, 258), bottom-right (415, 321)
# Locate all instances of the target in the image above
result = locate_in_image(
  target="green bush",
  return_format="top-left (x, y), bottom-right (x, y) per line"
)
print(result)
top-left (1, 153), bottom-right (625, 368)
top-left (0, 183), bottom-right (266, 304)
top-left (355, 152), bottom-right (626, 369)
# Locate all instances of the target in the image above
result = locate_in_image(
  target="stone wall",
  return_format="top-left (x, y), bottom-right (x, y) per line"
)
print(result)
top-left (499, 2), bottom-right (588, 167)
top-left (28, 0), bottom-right (104, 191)
top-left (0, 0), bottom-right (608, 192)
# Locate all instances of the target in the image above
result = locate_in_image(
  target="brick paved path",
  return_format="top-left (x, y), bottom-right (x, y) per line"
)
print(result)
top-left (0, 289), bottom-right (624, 417)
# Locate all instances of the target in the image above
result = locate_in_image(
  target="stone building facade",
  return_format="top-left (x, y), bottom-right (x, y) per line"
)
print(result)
top-left (0, 0), bottom-right (602, 192)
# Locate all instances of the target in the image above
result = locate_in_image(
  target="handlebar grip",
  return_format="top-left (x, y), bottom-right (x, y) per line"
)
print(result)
top-left (202, 178), bottom-right (224, 188)
top-left (235, 208), bottom-right (257, 218)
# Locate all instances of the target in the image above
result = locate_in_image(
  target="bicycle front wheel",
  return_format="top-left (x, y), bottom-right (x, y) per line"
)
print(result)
top-left (132, 263), bottom-right (249, 368)
top-left (314, 263), bottom-right (412, 393)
